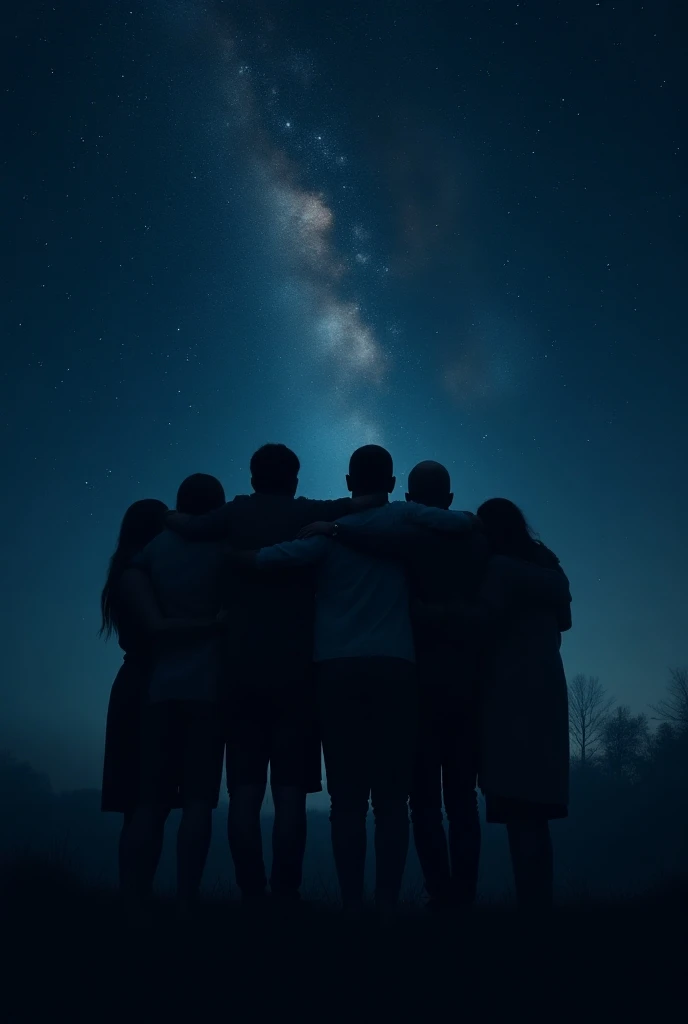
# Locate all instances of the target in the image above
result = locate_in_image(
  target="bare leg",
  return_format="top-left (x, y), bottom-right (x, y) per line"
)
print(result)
top-left (330, 801), bottom-right (369, 911)
top-left (271, 785), bottom-right (307, 901)
top-left (372, 796), bottom-right (410, 911)
top-left (177, 799), bottom-right (213, 908)
top-left (410, 761), bottom-right (450, 907)
top-left (370, 664), bottom-right (417, 912)
top-left (318, 662), bottom-right (372, 912)
top-left (410, 686), bottom-right (449, 908)
top-left (506, 820), bottom-right (554, 911)
top-left (445, 788), bottom-right (481, 908)
top-left (119, 805), bottom-right (167, 902)
top-left (118, 810), bottom-right (134, 890)
top-left (227, 783), bottom-right (267, 903)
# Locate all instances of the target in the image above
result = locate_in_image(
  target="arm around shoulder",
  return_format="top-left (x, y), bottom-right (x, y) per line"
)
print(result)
top-left (256, 534), bottom-right (329, 568)
top-left (118, 568), bottom-right (220, 642)
top-left (165, 503), bottom-right (232, 541)
top-left (405, 503), bottom-right (478, 533)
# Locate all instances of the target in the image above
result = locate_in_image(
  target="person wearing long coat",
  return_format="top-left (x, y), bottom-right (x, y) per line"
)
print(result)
top-left (472, 498), bottom-right (572, 910)
top-left (478, 550), bottom-right (571, 819)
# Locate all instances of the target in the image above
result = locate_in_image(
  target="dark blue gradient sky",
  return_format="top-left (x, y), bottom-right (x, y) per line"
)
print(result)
top-left (3, 0), bottom-right (685, 789)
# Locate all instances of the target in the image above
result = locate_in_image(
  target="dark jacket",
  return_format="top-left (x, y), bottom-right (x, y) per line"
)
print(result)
top-left (404, 529), bottom-right (490, 692)
top-left (171, 493), bottom-right (354, 692)
top-left (478, 547), bottom-right (572, 806)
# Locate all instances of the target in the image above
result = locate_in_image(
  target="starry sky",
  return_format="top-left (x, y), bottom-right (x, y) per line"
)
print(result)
top-left (3, 0), bottom-right (686, 791)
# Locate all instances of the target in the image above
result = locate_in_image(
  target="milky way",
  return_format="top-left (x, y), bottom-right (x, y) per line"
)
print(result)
top-left (208, 15), bottom-right (391, 447)
top-left (5, 0), bottom-right (686, 790)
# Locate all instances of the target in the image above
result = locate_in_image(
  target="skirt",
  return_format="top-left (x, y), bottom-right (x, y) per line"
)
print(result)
top-left (102, 658), bottom-right (154, 814)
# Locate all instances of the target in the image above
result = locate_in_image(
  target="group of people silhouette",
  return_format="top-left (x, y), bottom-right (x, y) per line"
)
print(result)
top-left (101, 442), bottom-right (571, 917)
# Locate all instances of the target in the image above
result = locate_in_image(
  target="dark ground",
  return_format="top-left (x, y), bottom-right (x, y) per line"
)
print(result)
top-left (2, 856), bottom-right (685, 1022)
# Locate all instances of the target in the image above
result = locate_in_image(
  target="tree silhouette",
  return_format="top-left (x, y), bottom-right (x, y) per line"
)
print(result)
top-left (650, 668), bottom-right (688, 731)
top-left (0, 751), bottom-right (54, 854)
top-left (568, 674), bottom-right (614, 764)
top-left (649, 721), bottom-right (677, 760)
top-left (601, 706), bottom-right (650, 781)
top-left (0, 751), bottom-right (52, 805)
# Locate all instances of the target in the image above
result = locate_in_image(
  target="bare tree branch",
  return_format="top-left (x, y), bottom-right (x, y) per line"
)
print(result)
top-left (650, 668), bottom-right (688, 729)
top-left (568, 674), bottom-right (614, 764)
top-left (601, 706), bottom-right (650, 780)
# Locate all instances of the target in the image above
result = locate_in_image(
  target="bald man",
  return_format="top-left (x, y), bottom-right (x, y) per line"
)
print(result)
top-left (301, 460), bottom-right (488, 910)
top-left (403, 462), bottom-right (487, 910)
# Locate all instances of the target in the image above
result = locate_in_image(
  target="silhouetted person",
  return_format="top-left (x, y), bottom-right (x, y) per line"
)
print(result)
top-left (400, 462), bottom-right (487, 911)
top-left (301, 461), bottom-right (487, 910)
top-left (120, 474), bottom-right (227, 913)
top-left (474, 498), bottom-right (571, 911)
top-left (166, 444), bottom-right (384, 906)
top-left (101, 499), bottom-right (170, 886)
top-left (246, 446), bottom-right (475, 912)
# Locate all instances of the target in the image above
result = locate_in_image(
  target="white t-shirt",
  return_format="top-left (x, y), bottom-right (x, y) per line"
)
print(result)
top-left (256, 501), bottom-right (473, 664)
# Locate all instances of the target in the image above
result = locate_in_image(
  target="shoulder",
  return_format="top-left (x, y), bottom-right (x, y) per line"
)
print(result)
top-left (296, 496), bottom-right (352, 524)
top-left (484, 554), bottom-right (530, 583)
top-left (442, 526), bottom-right (490, 564)
top-left (295, 496), bottom-right (351, 510)
top-left (534, 543), bottom-right (563, 570)
top-left (336, 504), bottom-right (389, 526)
top-left (138, 531), bottom-right (180, 565)
top-left (150, 531), bottom-right (177, 554)
top-left (485, 553), bottom-right (510, 574)
top-left (222, 494), bottom-right (251, 521)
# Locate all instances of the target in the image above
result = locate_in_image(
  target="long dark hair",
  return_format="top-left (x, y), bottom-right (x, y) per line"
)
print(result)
top-left (477, 498), bottom-right (558, 566)
top-left (100, 499), bottom-right (168, 638)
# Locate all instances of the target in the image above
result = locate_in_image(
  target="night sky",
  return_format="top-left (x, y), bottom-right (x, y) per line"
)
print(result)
top-left (4, 1), bottom-right (685, 791)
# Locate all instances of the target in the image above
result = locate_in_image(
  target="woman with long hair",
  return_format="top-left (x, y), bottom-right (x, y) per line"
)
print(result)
top-left (102, 495), bottom-right (227, 908)
top-left (100, 499), bottom-right (170, 883)
top-left (474, 498), bottom-right (572, 911)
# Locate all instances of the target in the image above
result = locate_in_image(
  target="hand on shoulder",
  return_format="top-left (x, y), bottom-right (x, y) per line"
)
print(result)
top-left (165, 510), bottom-right (191, 532)
top-left (298, 521), bottom-right (336, 539)
top-left (462, 511), bottom-right (483, 529)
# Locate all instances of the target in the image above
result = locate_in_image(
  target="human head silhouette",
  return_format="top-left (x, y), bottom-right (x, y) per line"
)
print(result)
top-left (406, 460), bottom-right (453, 510)
top-left (100, 498), bottom-right (168, 638)
top-left (346, 445), bottom-right (395, 498)
top-left (250, 443), bottom-right (300, 497)
top-left (477, 497), bottom-right (536, 558)
top-left (176, 473), bottom-right (226, 515)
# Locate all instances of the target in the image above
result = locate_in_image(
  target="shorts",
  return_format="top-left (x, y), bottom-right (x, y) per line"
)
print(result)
top-left (139, 700), bottom-right (225, 808)
top-left (484, 792), bottom-right (568, 824)
top-left (225, 684), bottom-right (322, 794)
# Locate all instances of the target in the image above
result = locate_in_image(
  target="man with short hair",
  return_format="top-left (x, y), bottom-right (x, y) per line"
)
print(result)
top-left (121, 473), bottom-right (227, 911)
top-left (299, 459), bottom-right (488, 910)
top-left (166, 444), bottom-right (383, 906)
top-left (245, 446), bottom-right (476, 912)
